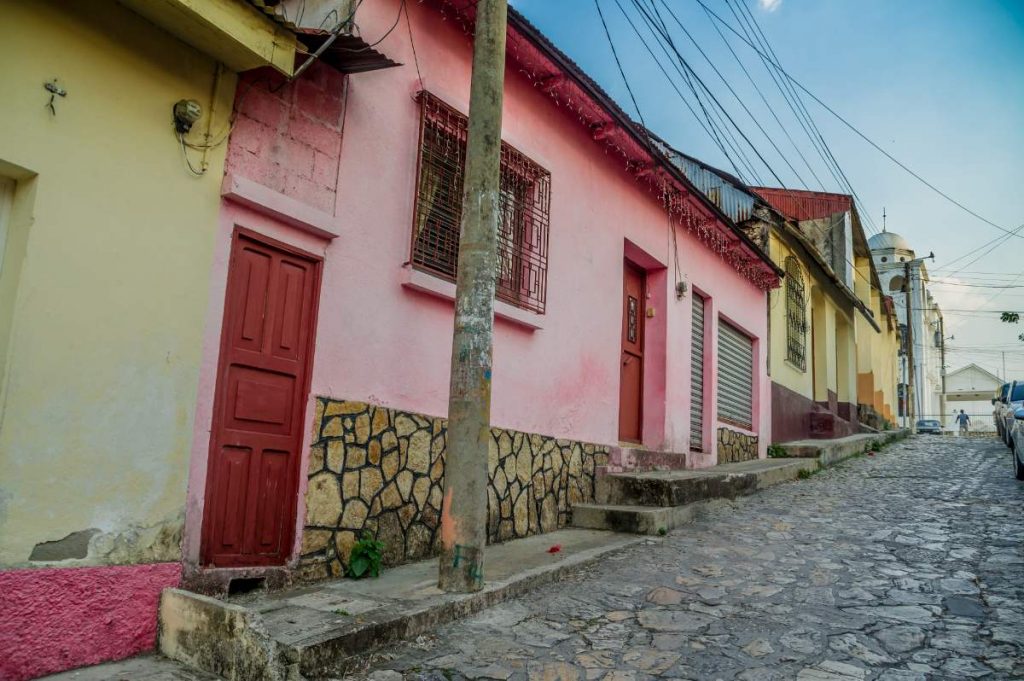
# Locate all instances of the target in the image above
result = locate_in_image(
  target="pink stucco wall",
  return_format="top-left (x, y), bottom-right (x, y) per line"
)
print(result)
top-left (183, 0), bottom-right (770, 567)
top-left (0, 562), bottom-right (181, 681)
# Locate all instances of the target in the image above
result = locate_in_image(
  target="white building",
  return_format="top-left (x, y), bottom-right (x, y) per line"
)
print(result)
top-left (868, 231), bottom-right (945, 427)
top-left (944, 363), bottom-right (1003, 432)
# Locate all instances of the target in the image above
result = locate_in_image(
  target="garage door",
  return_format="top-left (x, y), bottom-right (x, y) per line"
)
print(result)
top-left (717, 321), bottom-right (753, 429)
top-left (690, 294), bottom-right (705, 450)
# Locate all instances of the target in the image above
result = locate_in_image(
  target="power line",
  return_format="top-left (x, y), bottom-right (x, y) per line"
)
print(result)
top-left (630, 0), bottom-right (787, 186)
top-left (696, 0), bottom-right (1022, 240)
top-left (727, 0), bottom-right (880, 235)
top-left (652, 0), bottom-right (810, 188)
top-left (593, 0), bottom-right (649, 133)
top-left (610, 0), bottom-right (745, 180)
top-left (699, 1), bottom-right (826, 191)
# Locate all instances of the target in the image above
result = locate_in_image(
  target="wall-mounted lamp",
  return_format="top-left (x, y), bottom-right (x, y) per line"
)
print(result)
top-left (675, 281), bottom-right (688, 299)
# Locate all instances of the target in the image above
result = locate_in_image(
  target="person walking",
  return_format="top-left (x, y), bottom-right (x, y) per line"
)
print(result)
top-left (955, 409), bottom-right (971, 436)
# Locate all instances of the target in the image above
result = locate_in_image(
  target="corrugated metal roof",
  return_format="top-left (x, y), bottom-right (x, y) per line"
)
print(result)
top-left (751, 187), bottom-right (851, 222)
top-left (654, 143), bottom-right (756, 223)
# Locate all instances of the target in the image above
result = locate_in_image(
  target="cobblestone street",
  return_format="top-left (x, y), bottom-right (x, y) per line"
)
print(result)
top-left (360, 436), bottom-right (1024, 681)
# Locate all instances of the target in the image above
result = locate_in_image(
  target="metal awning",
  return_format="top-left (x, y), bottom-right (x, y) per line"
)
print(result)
top-left (296, 30), bottom-right (402, 74)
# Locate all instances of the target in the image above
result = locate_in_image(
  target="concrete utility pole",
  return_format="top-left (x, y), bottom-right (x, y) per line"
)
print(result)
top-left (904, 260), bottom-right (916, 431)
top-left (438, 0), bottom-right (508, 593)
top-left (939, 316), bottom-right (947, 428)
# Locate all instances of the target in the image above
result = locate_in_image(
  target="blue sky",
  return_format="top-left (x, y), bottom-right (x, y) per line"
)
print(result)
top-left (511, 0), bottom-right (1024, 378)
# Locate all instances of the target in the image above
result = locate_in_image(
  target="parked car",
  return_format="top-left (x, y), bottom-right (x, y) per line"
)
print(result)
top-left (993, 382), bottom-right (1010, 441)
top-left (1008, 407), bottom-right (1024, 480)
top-left (996, 380), bottom-right (1024, 448)
top-left (916, 419), bottom-right (942, 434)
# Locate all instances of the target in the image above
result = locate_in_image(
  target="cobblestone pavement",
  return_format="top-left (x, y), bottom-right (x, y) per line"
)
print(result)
top-left (357, 436), bottom-right (1023, 681)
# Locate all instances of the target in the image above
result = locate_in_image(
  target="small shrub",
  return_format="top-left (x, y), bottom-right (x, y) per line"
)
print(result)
top-left (767, 444), bottom-right (788, 458)
top-left (797, 468), bottom-right (813, 480)
top-left (657, 527), bottom-right (668, 536)
top-left (347, 531), bottom-right (384, 579)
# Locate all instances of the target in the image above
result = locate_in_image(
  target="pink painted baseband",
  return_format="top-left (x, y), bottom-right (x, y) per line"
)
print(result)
top-left (0, 562), bottom-right (182, 681)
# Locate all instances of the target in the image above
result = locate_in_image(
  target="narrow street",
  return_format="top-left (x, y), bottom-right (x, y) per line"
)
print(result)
top-left (357, 436), bottom-right (1024, 681)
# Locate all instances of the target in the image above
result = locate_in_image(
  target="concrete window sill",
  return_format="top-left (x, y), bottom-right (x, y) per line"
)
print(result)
top-left (400, 266), bottom-right (544, 331)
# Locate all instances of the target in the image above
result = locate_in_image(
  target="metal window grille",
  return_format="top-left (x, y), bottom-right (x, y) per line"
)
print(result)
top-left (411, 92), bottom-right (551, 314)
top-left (784, 257), bottom-right (807, 371)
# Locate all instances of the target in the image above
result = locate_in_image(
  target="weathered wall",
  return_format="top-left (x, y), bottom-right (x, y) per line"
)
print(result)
top-left (0, 0), bottom-right (234, 569)
top-left (297, 399), bottom-right (608, 580)
top-left (0, 2), bottom-right (237, 676)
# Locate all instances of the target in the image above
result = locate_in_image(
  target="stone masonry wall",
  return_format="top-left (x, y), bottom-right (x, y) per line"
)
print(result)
top-left (298, 399), bottom-right (609, 581)
top-left (717, 427), bottom-right (759, 464)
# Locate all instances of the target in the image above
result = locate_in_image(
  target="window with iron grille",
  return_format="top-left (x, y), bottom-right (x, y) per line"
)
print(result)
top-left (784, 256), bottom-right (807, 371)
top-left (411, 92), bottom-right (551, 314)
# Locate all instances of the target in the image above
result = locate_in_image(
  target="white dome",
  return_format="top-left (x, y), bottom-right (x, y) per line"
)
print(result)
top-left (869, 231), bottom-right (914, 253)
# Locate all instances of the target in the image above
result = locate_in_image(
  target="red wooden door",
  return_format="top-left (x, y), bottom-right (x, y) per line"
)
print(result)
top-left (201, 230), bottom-right (321, 567)
top-left (619, 261), bottom-right (645, 443)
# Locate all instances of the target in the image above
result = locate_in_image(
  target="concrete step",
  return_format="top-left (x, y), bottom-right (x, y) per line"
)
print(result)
top-left (158, 529), bottom-right (642, 681)
top-left (608, 446), bottom-right (688, 472)
top-left (777, 429), bottom-right (909, 466)
top-left (597, 458), bottom-right (818, 507)
top-left (571, 502), bottom-right (704, 535)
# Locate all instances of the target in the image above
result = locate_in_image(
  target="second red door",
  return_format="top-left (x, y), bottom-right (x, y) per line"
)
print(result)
top-left (619, 261), bottom-right (645, 443)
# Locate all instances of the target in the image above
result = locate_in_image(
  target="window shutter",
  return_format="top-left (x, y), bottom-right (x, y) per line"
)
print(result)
top-left (690, 294), bottom-right (705, 450)
top-left (717, 321), bottom-right (754, 429)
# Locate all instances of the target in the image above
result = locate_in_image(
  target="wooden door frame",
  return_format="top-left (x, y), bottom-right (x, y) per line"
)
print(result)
top-left (199, 226), bottom-right (324, 568)
top-left (620, 259), bottom-right (646, 443)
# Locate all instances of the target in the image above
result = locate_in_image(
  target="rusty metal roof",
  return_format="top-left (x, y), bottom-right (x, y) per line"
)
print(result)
top-left (751, 187), bottom-right (852, 222)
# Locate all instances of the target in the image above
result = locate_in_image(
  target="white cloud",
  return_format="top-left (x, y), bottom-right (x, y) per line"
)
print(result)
top-left (759, 0), bottom-right (782, 12)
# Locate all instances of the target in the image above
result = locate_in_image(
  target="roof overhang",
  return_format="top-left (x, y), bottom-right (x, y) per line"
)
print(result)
top-left (119, 0), bottom-right (300, 75)
top-left (431, 1), bottom-right (782, 289)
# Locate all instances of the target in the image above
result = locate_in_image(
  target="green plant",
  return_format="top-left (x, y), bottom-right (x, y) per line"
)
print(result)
top-left (657, 527), bottom-right (668, 536)
top-left (797, 468), bottom-right (813, 480)
top-left (347, 531), bottom-right (384, 579)
top-left (767, 444), bottom-right (788, 459)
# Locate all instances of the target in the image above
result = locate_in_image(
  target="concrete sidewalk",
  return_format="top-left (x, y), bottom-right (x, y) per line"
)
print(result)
top-left (157, 529), bottom-right (643, 680)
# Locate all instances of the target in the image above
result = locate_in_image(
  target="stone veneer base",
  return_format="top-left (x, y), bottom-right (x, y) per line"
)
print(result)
top-left (299, 399), bottom-right (609, 581)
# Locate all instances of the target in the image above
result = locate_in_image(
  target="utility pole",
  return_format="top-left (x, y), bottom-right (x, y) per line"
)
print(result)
top-left (438, 0), bottom-right (508, 593)
top-left (903, 260), bottom-right (916, 431)
top-left (939, 316), bottom-right (946, 429)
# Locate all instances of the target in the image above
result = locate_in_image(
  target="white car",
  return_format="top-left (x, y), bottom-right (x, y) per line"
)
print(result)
top-left (994, 382), bottom-right (1010, 440)
top-left (1009, 406), bottom-right (1024, 480)
top-left (997, 380), bottom-right (1024, 448)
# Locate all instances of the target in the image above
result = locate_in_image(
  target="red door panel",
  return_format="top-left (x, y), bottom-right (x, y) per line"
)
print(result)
top-left (618, 261), bottom-right (645, 443)
top-left (202, 231), bottom-right (321, 567)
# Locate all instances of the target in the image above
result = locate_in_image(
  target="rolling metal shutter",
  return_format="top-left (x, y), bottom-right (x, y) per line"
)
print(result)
top-left (717, 321), bottom-right (754, 429)
top-left (690, 294), bottom-right (705, 450)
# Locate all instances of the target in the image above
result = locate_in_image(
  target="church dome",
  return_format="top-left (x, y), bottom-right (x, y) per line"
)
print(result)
top-left (868, 231), bottom-right (914, 253)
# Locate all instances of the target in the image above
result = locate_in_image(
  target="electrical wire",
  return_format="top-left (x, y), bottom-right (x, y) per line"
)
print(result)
top-left (611, 0), bottom-right (742, 179)
top-left (594, 0), bottom-right (649, 134)
top-left (653, 0), bottom-right (810, 188)
top-left (698, 0), bottom-right (1021, 240)
top-left (629, 0), bottom-right (786, 185)
top-left (699, 1), bottom-right (826, 191)
top-left (726, 0), bottom-right (880, 235)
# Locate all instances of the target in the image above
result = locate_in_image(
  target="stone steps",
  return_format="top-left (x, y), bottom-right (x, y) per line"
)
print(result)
top-left (575, 458), bottom-right (819, 534)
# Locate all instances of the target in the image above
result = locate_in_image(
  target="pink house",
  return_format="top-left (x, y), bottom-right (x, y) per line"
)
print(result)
top-left (181, 0), bottom-right (781, 588)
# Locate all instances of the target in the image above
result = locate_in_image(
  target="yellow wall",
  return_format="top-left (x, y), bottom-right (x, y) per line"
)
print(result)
top-left (0, 0), bottom-right (236, 567)
top-left (768, 231), bottom-right (859, 406)
top-left (767, 233), bottom-right (813, 398)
